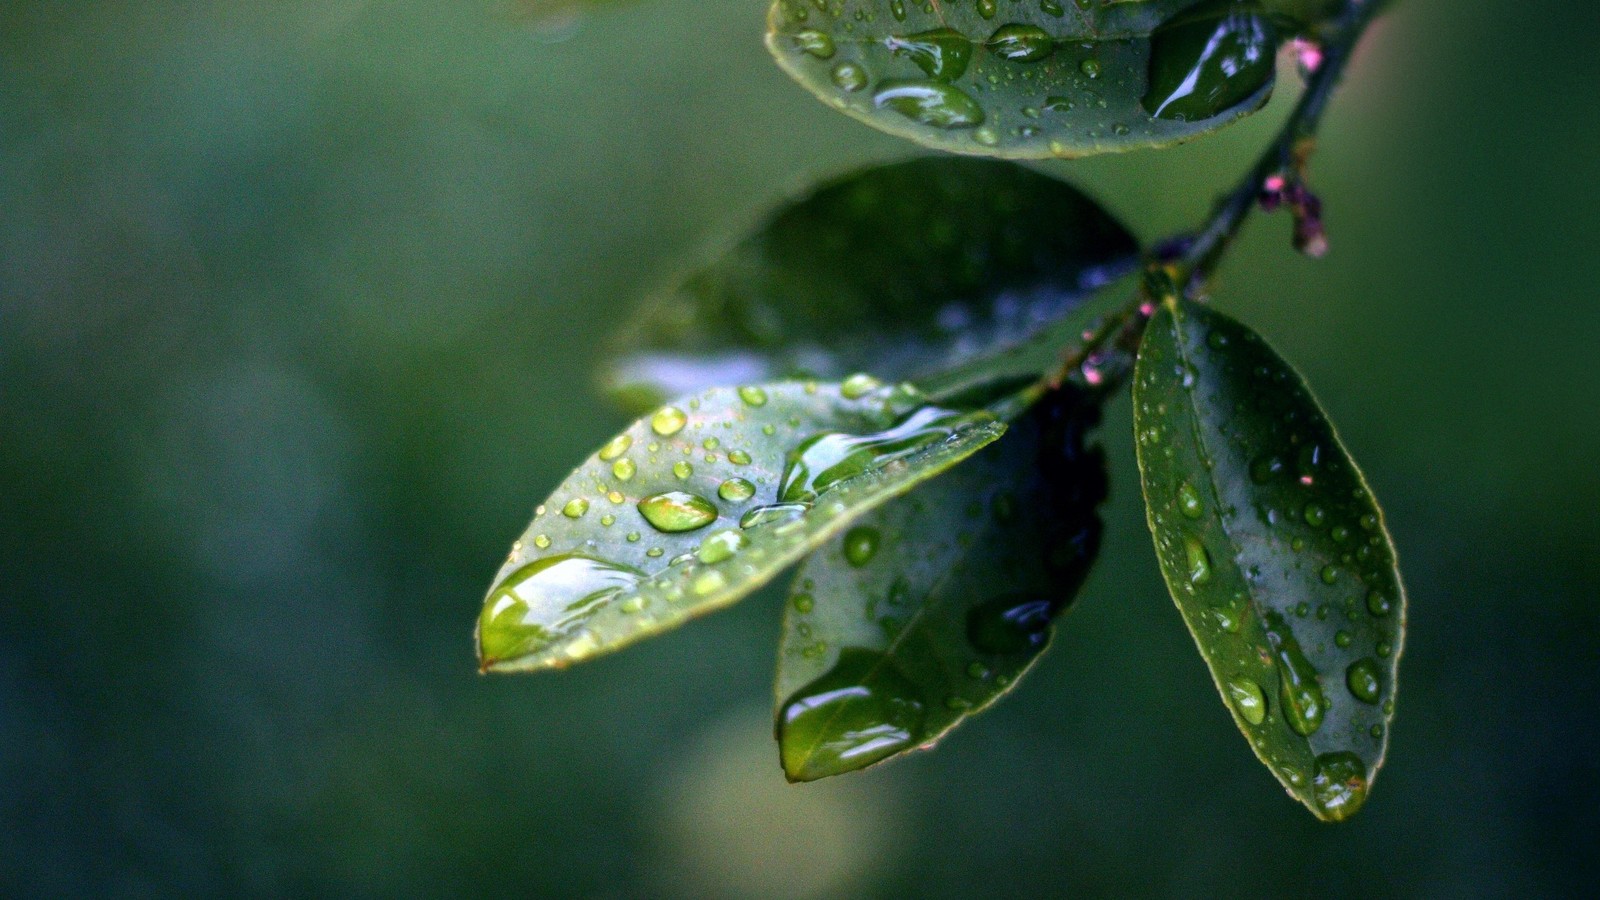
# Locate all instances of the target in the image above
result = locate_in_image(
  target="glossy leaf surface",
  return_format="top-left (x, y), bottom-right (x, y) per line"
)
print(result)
top-left (766, 0), bottom-right (1278, 159)
top-left (607, 157), bottom-right (1136, 409)
top-left (775, 388), bottom-right (1106, 781)
top-left (478, 379), bottom-right (1005, 673)
top-left (1133, 297), bottom-right (1405, 821)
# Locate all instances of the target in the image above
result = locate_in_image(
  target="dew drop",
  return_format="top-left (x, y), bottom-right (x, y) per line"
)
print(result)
top-left (1183, 534), bottom-right (1213, 586)
top-left (672, 461), bottom-right (693, 480)
top-left (598, 434), bottom-right (632, 461)
top-left (718, 478), bottom-right (756, 502)
top-left (986, 24), bottom-right (1054, 62)
top-left (561, 498), bottom-right (589, 519)
top-left (842, 526), bottom-right (881, 567)
top-left (1311, 752), bottom-right (1369, 821)
top-left (611, 458), bottom-right (636, 481)
top-left (831, 61), bottom-right (868, 93)
top-left (695, 529), bottom-right (746, 565)
top-left (1226, 678), bottom-right (1267, 725)
top-left (477, 555), bottom-right (644, 666)
top-left (1346, 657), bottom-right (1382, 704)
top-left (1177, 481), bottom-right (1204, 519)
top-left (873, 80), bottom-right (986, 129)
top-left (792, 28), bottom-right (836, 59)
top-left (738, 385), bottom-right (768, 407)
top-left (638, 491), bottom-right (718, 533)
top-left (778, 649), bottom-right (927, 780)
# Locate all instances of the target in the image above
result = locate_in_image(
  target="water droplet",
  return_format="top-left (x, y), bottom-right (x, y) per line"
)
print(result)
top-left (1334, 630), bottom-right (1352, 649)
top-left (695, 529), bottom-right (746, 565)
top-left (873, 81), bottom-right (986, 129)
top-left (718, 478), bottom-right (756, 502)
top-left (533, 534), bottom-right (551, 550)
top-left (651, 406), bottom-right (688, 436)
top-left (1346, 657), bottom-right (1382, 704)
top-left (611, 458), bottom-right (636, 481)
top-left (1183, 535), bottom-right (1213, 586)
top-left (830, 61), bottom-right (868, 93)
top-left (727, 449), bottom-right (752, 466)
top-left (478, 555), bottom-right (644, 666)
top-left (1079, 58), bottom-right (1101, 79)
top-left (966, 661), bottom-right (990, 679)
top-left (1320, 565), bottom-right (1338, 584)
top-left (600, 514), bottom-right (615, 527)
top-left (638, 491), bottom-right (718, 533)
top-left (792, 28), bottom-right (835, 59)
top-left (1226, 678), bottom-right (1267, 725)
top-left (692, 569), bottom-right (727, 596)
top-left (1304, 504), bottom-right (1327, 528)
top-left (842, 526), bottom-right (881, 567)
top-left (598, 434), bottom-right (632, 461)
top-left (673, 461), bottom-right (693, 480)
top-left (561, 498), bottom-right (589, 519)
top-left (1143, 6), bottom-right (1275, 121)
top-left (738, 385), bottom-right (768, 407)
top-left (792, 592), bottom-right (814, 613)
top-left (702, 437), bottom-right (720, 451)
top-left (884, 28), bottom-right (974, 81)
top-left (1265, 612), bottom-right (1327, 737)
top-left (967, 596), bottom-right (1052, 654)
top-left (779, 405), bottom-right (972, 503)
top-left (739, 502), bottom-right (809, 529)
top-left (1366, 590), bottom-right (1391, 617)
top-left (1359, 513), bottom-right (1378, 531)
top-left (626, 531), bottom-right (640, 543)
top-left (778, 649), bottom-right (927, 780)
top-left (1311, 752), bottom-right (1368, 821)
top-left (1177, 481), bottom-right (1204, 519)
top-left (986, 24), bottom-right (1054, 62)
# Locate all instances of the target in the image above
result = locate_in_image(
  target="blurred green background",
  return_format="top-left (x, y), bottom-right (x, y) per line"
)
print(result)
top-left (4, 0), bottom-right (1597, 895)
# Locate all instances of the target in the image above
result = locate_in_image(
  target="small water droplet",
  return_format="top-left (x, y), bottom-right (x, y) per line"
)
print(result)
top-left (611, 458), bottom-right (636, 481)
top-left (831, 61), bottom-right (868, 92)
top-left (842, 526), bottom-right (881, 567)
top-left (986, 24), bottom-right (1054, 62)
top-left (792, 592), bottom-right (814, 613)
top-left (695, 529), bottom-right (746, 565)
top-left (562, 498), bottom-right (589, 519)
top-left (727, 449), bottom-right (752, 466)
top-left (1226, 678), bottom-right (1267, 725)
top-left (1346, 657), bottom-right (1382, 704)
top-left (651, 406), bottom-right (687, 436)
top-left (1266, 612), bottom-right (1326, 737)
top-left (718, 478), bottom-right (756, 502)
top-left (533, 534), bottom-right (551, 550)
top-left (1304, 504), bottom-right (1327, 528)
top-left (673, 461), bottom-right (693, 480)
top-left (1080, 58), bottom-right (1102, 78)
top-left (1183, 535), bottom-right (1213, 586)
top-left (1177, 481), bottom-right (1204, 519)
top-left (598, 434), bottom-right (632, 461)
top-left (738, 385), bottom-right (768, 407)
top-left (792, 28), bottom-right (836, 59)
top-left (1366, 590), bottom-right (1391, 617)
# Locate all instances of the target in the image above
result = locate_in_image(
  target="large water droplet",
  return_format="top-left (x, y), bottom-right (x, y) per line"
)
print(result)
top-left (986, 24), bottom-right (1054, 62)
top-left (1346, 657), bottom-right (1382, 704)
top-left (779, 405), bottom-right (973, 502)
top-left (478, 555), bottom-right (644, 667)
top-left (1311, 751), bottom-right (1369, 821)
top-left (884, 28), bottom-right (974, 81)
top-left (778, 649), bottom-right (927, 781)
top-left (792, 28), bottom-right (835, 60)
top-left (842, 526), bottom-right (881, 567)
top-left (967, 596), bottom-right (1052, 654)
top-left (638, 491), bottom-right (718, 533)
top-left (873, 81), bottom-right (986, 129)
top-left (1265, 612), bottom-right (1327, 737)
top-left (1143, 5), bottom-right (1277, 121)
top-left (739, 502), bottom-right (809, 529)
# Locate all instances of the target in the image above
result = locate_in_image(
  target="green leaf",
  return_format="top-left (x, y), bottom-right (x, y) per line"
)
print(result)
top-left (607, 157), bottom-right (1136, 409)
top-left (774, 388), bottom-right (1107, 781)
top-left (1132, 297), bottom-right (1405, 822)
top-left (478, 378), bottom-right (1007, 673)
top-left (766, 0), bottom-right (1279, 159)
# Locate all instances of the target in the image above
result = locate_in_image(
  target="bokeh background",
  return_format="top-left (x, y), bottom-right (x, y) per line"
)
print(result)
top-left (4, 0), bottom-right (1598, 895)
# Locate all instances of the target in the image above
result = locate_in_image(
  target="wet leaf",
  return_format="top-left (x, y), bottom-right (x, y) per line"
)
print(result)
top-left (606, 157), bottom-right (1136, 409)
top-left (766, 0), bottom-right (1279, 159)
top-left (478, 379), bottom-right (1007, 673)
top-left (774, 387), bottom-right (1107, 781)
top-left (1133, 297), bottom-right (1405, 822)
